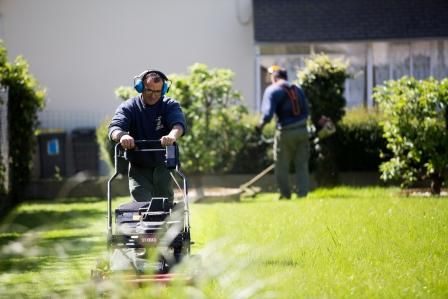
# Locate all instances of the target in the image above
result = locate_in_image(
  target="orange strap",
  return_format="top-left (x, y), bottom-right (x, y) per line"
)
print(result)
top-left (283, 86), bottom-right (301, 116)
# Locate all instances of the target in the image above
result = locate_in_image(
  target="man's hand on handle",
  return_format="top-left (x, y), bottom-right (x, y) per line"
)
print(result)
top-left (160, 135), bottom-right (176, 146)
top-left (160, 124), bottom-right (184, 146)
top-left (119, 134), bottom-right (135, 150)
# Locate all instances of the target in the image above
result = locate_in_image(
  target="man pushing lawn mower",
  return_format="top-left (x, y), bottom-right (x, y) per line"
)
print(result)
top-left (91, 69), bottom-right (191, 282)
top-left (109, 69), bottom-right (186, 205)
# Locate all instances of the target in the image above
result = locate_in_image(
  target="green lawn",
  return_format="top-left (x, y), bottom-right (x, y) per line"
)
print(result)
top-left (0, 187), bottom-right (447, 298)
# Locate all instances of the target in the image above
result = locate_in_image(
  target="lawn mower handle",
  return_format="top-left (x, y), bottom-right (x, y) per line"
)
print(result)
top-left (116, 140), bottom-right (178, 170)
top-left (133, 139), bottom-right (169, 148)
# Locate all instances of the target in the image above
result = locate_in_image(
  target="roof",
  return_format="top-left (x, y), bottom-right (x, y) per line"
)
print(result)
top-left (253, 0), bottom-right (448, 43)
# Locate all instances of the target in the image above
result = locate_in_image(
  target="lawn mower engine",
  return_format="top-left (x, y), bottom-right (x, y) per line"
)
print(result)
top-left (110, 198), bottom-right (188, 274)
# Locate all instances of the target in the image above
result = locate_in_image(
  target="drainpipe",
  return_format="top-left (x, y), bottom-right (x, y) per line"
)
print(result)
top-left (366, 43), bottom-right (373, 108)
top-left (255, 45), bottom-right (261, 112)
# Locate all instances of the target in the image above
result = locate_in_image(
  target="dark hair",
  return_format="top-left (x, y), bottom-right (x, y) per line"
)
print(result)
top-left (272, 69), bottom-right (288, 80)
top-left (143, 71), bottom-right (163, 83)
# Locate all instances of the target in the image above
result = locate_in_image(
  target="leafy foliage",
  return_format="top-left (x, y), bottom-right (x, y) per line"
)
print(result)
top-left (114, 86), bottom-right (137, 101)
top-left (0, 41), bottom-right (45, 211)
top-left (95, 85), bottom-right (135, 175)
top-left (297, 54), bottom-right (349, 185)
top-left (169, 64), bottom-right (250, 173)
top-left (96, 117), bottom-right (129, 175)
top-left (335, 116), bottom-right (388, 172)
top-left (298, 54), bottom-right (349, 125)
top-left (333, 108), bottom-right (388, 172)
top-left (229, 114), bottom-right (275, 173)
top-left (374, 77), bottom-right (448, 194)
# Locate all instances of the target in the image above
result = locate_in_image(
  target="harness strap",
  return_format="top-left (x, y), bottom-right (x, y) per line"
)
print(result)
top-left (282, 85), bottom-right (301, 116)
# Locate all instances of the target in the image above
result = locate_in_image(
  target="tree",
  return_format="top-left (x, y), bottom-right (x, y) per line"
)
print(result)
top-left (374, 77), bottom-right (448, 195)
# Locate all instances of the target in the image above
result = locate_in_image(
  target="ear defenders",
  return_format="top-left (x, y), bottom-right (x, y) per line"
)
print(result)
top-left (133, 69), bottom-right (170, 95)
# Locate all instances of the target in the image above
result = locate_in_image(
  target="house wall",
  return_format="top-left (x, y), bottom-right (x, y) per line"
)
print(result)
top-left (0, 0), bottom-right (255, 131)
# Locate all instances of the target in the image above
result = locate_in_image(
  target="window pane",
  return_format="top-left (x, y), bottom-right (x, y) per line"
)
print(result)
top-left (372, 42), bottom-right (390, 86)
top-left (345, 64), bottom-right (366, 107)
top-left (412, 41), bottom-right (431, 80)
top-left (390, 43), bottom-right (410, 80)
top-left (432, 40), bottom-right (448, 79)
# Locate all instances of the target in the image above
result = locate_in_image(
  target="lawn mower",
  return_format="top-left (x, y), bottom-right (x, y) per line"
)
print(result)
top-left (92, 140), bottom-right (191, 283)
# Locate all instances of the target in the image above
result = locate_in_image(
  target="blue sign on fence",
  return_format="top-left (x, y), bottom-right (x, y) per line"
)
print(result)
top-left (47, 138), bottom-right (60, 155)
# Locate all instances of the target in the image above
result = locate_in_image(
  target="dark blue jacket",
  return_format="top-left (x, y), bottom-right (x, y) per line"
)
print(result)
top-left (109, 95), bottom-right (186, 167)
top-left (260, 82), bottom-right (309, 129)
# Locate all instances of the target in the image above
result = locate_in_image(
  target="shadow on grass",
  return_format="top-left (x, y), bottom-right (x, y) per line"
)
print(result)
top-left (29, 197), bottom-right (106, 204)
top-left (0, 255), bottom-right (52, 272)
top-left (0, 233), bottom-right (104, 272)
top-left (0, 234), bottom-right (19, 246)
top-left (0, 199), bottom-right (107, 274)
top-left (2, 209), bottom-right (104, 233)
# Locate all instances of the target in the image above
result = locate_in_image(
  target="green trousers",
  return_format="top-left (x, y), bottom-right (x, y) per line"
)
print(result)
top-left (274, 126), bottom-right (310, 198)
top-left (128, 164), bottom-right (174, 204)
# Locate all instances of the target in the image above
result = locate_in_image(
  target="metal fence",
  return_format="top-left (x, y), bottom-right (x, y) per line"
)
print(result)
top-left (0, 86), bottom-right (9, 192)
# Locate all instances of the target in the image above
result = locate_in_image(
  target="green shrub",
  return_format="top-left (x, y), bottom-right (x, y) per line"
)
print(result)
top-left (229, 115), bottom-right (275, 174)
top-left (96, 117), bottom-right (129, 176)
top-left (165, 64), bottom-right (250, 174)
top-left (298, 54), bottom-right (349, 125)
top-left (298, 54), bottom-right (350, 185)
top-left (374, 77), bottom-right (448, 194)
top-left (335, 108), bottom-right (388, 172)
top-left (95, 86), bottom-right (133, 176)
top-left (0, 41), bottom-right (45, 213)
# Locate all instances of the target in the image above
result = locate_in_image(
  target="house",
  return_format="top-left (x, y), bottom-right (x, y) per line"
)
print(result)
top-left (253, 0), bottom-right (448, 108)
top-left (1, 0), bottom-right (447, 130)
top-left (0, 0), bottom-right (446, 177)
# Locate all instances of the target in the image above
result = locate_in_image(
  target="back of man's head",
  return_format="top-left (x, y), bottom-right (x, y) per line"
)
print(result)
top-left (268, 65), bottom-right (288, 80)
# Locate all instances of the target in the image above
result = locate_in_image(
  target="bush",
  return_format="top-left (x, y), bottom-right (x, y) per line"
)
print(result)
top-left (229, 115), bottom-right (275, 174)
top-left (95, 81), bottom-right (135, 175)
top-left (164, 64), bottom-right (250, 174)
top-left (298, 54), bottom-right (350, 185)
top-left (96, 117), bottom-right (128, 176)
top-left (374, 77), bottom-right (448, 194)
top-left (0, 41), bottom-right (45, 213)
top-left (334, 108), bottom-right (388, 172)
top-left (298, 54), bottom-right (349, 125)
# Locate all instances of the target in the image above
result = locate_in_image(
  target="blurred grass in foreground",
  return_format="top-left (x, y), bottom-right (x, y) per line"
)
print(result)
top-left (0, 187), bottom-right (447, 298)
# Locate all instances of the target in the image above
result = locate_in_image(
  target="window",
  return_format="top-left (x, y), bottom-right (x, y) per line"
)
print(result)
top-left (432, 40), bottom-right (448, 79)
top-left (412, 41), bottom-right (431, 80)
top-left (390, 43), bottom-right (411, 80)
top-left (256, 39), bottom-right (448, 111)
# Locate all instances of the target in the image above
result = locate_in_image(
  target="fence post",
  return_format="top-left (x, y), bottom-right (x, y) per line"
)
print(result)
top-left (0, 86), bottom-right (9, 193)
